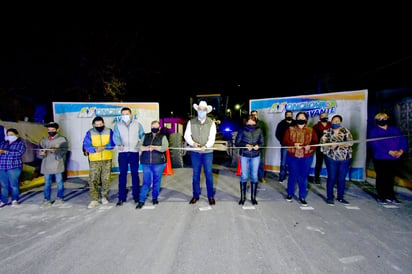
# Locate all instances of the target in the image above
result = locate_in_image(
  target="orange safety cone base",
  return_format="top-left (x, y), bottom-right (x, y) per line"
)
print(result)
top-left (163, 149), bottom-right (174, 176)
top-left (235, 155), bottom-right (241, 176)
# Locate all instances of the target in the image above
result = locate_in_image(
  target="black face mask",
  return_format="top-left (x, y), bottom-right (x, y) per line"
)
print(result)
top-left (376, 120), bottom-right (387, 126)
top-left (320, 118), bottom-right (328, 123)
top-left (151, 128), bottom-right (160, 133)
top-left (296, 120), bottom-right (306, 125)
top-left (95, 126), bottom-right (105, 132)
top-left (48, 132), bottom-right (57, 137)
top-left (285, 117), bottom-right (293, 121)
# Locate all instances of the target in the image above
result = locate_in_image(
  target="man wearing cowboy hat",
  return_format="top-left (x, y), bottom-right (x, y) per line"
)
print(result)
top-left (184, 100), bottom-right (217, 205)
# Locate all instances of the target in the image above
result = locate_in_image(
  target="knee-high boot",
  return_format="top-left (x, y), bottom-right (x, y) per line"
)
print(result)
top-left (251, 182), bottom-right (258, 205)
top-left (239, 182), bottom-right (246, 205)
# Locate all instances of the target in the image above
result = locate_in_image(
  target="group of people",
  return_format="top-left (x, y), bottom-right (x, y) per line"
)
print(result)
top-left (0, 121), bottom-right (70, 208)
top-left (0, 106), bottom-right (170, 210)
top-left (237, 109), bottom-right (347, 207)
top-left (0, 101), bottom-right (407, 209)
top-left (274, 110), bottom-right (407, 206)
top-left (82, 107), bottom-right (168, 210)
top-left (278, 111), bottom-right (355, 206)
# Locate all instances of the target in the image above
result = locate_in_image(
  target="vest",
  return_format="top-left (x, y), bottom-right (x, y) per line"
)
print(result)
top-left (140, 133), bottom-right (167, 164)
top-left (88, 127), bottom-right (114, 162)
top-left (190, 117), bottom-right (214, 154)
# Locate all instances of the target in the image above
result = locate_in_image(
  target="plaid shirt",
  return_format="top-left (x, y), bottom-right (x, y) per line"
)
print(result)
top-left (0, 138), bottom-right (26, 170)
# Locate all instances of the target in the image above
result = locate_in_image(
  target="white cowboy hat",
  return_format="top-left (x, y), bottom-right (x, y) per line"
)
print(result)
top-left (193, 100), bottom-right (213, 114)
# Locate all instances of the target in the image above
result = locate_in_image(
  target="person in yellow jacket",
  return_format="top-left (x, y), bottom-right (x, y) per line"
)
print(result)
top-left (83, 116), bottom-right (115, 209)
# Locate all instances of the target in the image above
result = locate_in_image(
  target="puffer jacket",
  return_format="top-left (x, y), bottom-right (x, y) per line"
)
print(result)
top-left (235, 125), bottom-right (264, 158)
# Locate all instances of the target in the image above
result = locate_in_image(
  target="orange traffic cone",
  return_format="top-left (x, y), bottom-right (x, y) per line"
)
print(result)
top-left (163, 149), bottom-right (174, 176)
top-left (235, 155), bottom-right (241, 176)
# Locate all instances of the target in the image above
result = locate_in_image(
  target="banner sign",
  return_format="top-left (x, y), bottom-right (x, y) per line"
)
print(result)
top-left (250, 90), bottom-right (368, 181)
top-left (53, 102), bottom-right (159, 177)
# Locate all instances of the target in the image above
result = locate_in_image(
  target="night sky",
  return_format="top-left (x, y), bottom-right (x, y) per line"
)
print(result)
top-left (2, 18), bottom-right (412, 121)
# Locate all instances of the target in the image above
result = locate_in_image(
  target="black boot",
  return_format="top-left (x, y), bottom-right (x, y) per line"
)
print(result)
top-left (239, 182), bottom-right (246, 205)
top-left (251, 182), bottom-right (258, 205)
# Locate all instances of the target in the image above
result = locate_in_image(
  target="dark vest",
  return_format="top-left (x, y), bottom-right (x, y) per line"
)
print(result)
top-left (140, 133), bottom-right (167, 164)
top-left (190, 117), bottom-right (214, 153)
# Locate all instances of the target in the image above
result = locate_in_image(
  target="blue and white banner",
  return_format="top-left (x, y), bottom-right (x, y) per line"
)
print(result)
top-left (53, 102), bottom-right (159, 177)
top-left (250, 90), bottom-right (368, 181)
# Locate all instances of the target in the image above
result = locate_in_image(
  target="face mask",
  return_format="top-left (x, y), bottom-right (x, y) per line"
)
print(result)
top-left (331, 123), bottom-right (340, 129)
top-left (151, 128), bottom-right (160, 133)
top-left (285, 117), bottom-right (292, 121)
top-left (48, 132), bottom-right (57, 137)
top-left (121, 115), bottom-right (130, 123)
top-left (95, 126), bottom-right (105, 132)
top-left (376, 120), bottom-right (387, 126)
top-left (6, 136), bottom-right (17, 142)
top-left (198, 110), bottom-right (206, 119)
top-left (296, 119), bottom-right (306, 125)
top-left (320, 117), bottom-right (328, 123)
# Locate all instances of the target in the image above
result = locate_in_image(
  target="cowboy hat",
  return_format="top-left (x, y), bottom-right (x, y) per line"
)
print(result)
top-left (193, 101), bottom-right (213, 114)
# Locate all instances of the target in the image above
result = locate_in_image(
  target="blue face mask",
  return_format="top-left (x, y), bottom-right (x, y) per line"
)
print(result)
top-left (121, 115), bottom-right (130, 123)
top-left (198, 110), bottom-right (206, 119)
top-left (331, 123), bottom-right (340, 129)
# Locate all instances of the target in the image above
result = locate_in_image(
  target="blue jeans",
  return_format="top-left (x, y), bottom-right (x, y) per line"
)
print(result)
top-left (0, 168), bottom-right (22, 203)
top-left (324, 156), bottom-right (351, 200)
top-left (118, 152), bottom-right (140, 201)
top-left (190, 152), bottom-right (214, 198)
top-left (258, 153), bottom-right (265, 179)
top-left (240, 155), bottom-right (260, 184)
top-left (286, 154), bottom-right (313, 200)
top-left (44, 173), bottom-right (64, 201)
top-left (139, 163), bottom-right (166, 202)
top-left (279, 147), bottom-right (288, 180)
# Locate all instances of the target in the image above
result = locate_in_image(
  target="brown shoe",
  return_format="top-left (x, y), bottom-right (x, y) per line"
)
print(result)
top-left (208, 198), bottom-right (216, 205)
top-left (189, 197), bottom-right (199, 204)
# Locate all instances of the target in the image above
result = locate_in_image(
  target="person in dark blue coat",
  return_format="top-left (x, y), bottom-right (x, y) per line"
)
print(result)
top-left (235, 115), bottom-right (264, 205)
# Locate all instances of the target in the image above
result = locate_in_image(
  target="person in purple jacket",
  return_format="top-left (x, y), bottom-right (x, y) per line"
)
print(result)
top-left (368, 112), bottom-right (408, 204)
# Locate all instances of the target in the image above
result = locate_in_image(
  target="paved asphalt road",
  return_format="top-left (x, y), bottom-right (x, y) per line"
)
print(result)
top-left (0, 164), bottom-right (411, 274)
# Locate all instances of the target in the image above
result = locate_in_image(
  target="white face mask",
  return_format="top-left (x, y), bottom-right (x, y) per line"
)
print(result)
top-left (6, 136), bottom-right (17, 142)
top-left (121, 115), bottom-right (131, 123)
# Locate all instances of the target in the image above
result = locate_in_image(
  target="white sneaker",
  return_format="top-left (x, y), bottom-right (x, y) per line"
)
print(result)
top-left (0, 201), bottom-right (7, 208)
top-left (11, 200), bottom-right (19, 207)
top-left (101, 197), bottom-right (109, 205)
top-left (41, 200), bottom-right (52, 208)
top-left (53, 199), bottom-right (64, 206)
top-left (88, 200), bottom-right (99, 209)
